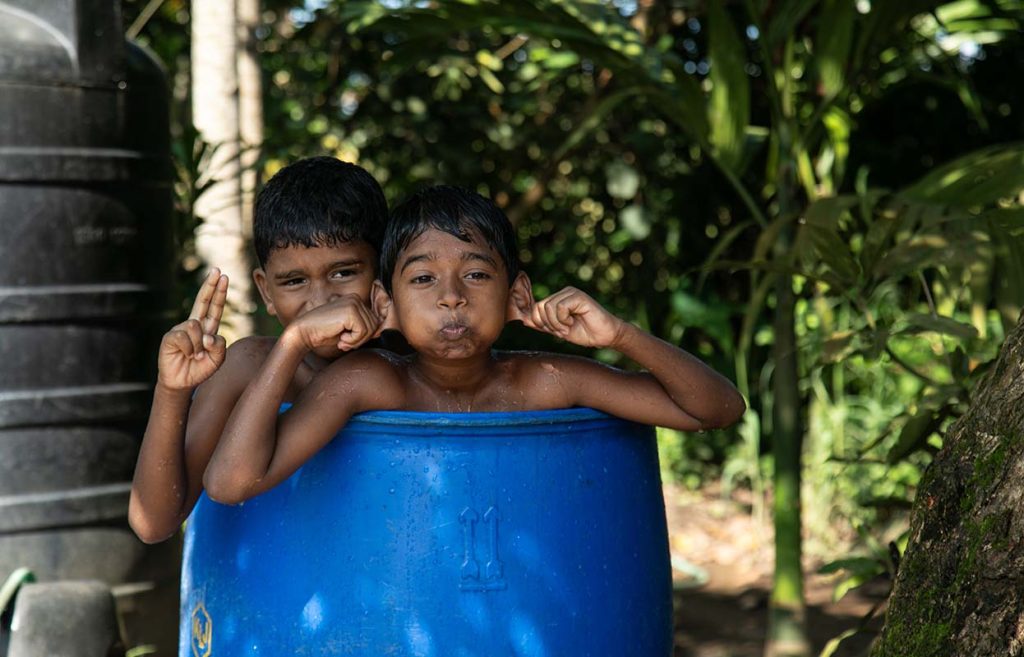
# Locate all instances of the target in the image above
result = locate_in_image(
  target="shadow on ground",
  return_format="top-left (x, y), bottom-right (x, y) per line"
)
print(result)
top-left (672, 580), bottom-right (887, 657)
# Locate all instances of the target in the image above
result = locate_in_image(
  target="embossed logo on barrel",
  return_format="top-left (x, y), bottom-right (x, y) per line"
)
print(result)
top-left (191, 602), bottom-right (212, 657)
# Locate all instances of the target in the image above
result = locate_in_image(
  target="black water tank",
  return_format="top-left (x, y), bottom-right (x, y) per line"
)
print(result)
top-left (0, 0), bottom-right (177, 651)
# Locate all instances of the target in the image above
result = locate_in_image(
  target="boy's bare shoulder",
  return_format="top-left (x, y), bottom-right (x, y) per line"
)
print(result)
top-left (224, 335), bottom-right (277, 364)
top-left (321, 348), bottom-right (408, 383)
top-left (311, 348), bottom-right (408, 409)
top-left (189, 336), bottom-right (276, 407)
top-left (501, 350), bottom-right (613, 379)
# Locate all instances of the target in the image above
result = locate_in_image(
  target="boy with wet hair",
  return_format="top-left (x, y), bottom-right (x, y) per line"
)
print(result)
top-left (205, 185), bottom-right (746, 503)
top-left (129, 157), bottom-right (389, 543)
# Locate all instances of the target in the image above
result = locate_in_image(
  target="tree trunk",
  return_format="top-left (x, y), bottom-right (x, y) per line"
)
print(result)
top-left (765, 232), bottom-right (810, 657)
top-left (765, 149), bottom-right (810, 657)
top-left (237, 0), bottom-right (262, 241)
top-left (192, 0), bottom-right (253, 341)
top-left (874, 309), bottom-right (1024, 657)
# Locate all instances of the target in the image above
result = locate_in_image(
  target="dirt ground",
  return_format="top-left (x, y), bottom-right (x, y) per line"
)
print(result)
top-left (663, 484), bottom-right (890, 657)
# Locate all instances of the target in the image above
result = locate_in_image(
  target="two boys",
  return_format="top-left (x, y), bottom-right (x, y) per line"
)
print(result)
top-left (130, 161), bottom-right (745, 537)
top-left (203, 185), bottom-right (745, 502)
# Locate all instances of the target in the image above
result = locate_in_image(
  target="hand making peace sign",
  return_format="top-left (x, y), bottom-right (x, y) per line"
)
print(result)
top-left (157, 268), bottom-right (230, 390)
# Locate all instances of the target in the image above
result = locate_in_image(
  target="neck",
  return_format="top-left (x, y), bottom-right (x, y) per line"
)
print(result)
top-left (411, 351), bottom-right (497, 395)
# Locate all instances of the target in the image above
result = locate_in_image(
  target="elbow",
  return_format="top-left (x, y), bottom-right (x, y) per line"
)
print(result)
top-left (203, 468), bottom-right (253, 506)
top-left (128, 500), bottom-right (178, 545)
top-left (704, 392), bottom-right (747, 430)
top-left (728, 392), bottom-right (747, 425)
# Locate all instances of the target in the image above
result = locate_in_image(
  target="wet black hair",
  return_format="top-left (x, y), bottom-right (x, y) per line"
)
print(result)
top-left (253, 156), bottom-right (388, 268)
top-left (380, 185), bottom-right (521, 294)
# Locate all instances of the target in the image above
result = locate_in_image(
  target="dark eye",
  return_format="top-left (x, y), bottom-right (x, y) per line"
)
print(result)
top-left (411, 274), bottom-right (434, 284)
top-left (466, 271), bottom-right (491, 281)
top-left (282, 278), bottom-right (306, 287)
top-left (332, 269), bottom-right (357, 279)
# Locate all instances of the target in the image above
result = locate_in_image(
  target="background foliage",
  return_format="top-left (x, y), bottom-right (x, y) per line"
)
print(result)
top-left (122, 0), bottom-right (1024, 650)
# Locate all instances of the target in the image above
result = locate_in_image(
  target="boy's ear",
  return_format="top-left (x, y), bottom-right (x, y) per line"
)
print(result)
top-left (505, 272), bottom-right (534, 325)
top-left (252, 268), bottom-right (277, 317)
top-left (371, 280), bottom-right (399, 336)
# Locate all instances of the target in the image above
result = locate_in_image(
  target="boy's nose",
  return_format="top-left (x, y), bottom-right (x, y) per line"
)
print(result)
top-left (307, 284), bottom-right (337, 310)
top-left (437, 280), bottom-right (467, 309)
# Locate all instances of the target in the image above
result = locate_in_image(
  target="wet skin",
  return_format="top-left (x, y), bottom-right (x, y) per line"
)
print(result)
top-left (207, 227), bottom-right (747, 504)
top-left (129, 241), bottom-right (383, 543)
top-left (387, 229), bottom-right (525, 404)
top-left (254, 241), bottom-right (378, 361)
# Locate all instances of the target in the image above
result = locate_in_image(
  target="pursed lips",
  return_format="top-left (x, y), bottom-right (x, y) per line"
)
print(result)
top-left (439, 319), bottom-right (470, 339)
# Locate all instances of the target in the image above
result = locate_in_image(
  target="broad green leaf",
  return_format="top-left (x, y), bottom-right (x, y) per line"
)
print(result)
top-left (990, 213), bottom-right (1024, 329)
top-left (900, 142), bottom-right (1024, 207)
top-left (858, 192), bottom-right (899, 275)
top-left (872, 233), bottom-right (982, 279)
top-left (899, 313), bottom-right (979, 340)
top-left (815, 0), bottom-right (855, 97)
top-left (800, 197), bottom-right (862, 285)
top-left (707, 1), bottom-right (750, 172)
top-left (984, 206), bottom-right (1024, 236)
top-left (802, 224), bottom-right (862, 286)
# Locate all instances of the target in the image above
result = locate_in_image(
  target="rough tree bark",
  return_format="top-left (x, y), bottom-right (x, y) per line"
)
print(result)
top-left (874, 309), bottom-right (1024, 657)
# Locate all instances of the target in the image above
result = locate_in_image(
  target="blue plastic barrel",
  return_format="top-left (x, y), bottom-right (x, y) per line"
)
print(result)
top-left (180, 409), bottom-right (672, 656)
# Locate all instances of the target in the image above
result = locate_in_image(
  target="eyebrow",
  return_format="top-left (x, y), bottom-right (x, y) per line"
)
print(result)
top-left (273, 259), bottom-right (366, 280)
top-left (399, 251), bottom-right (498, 273)
top-left (462, 251), bottom-right (498, 268)
top-left (399, 253), bottom-right (434, 273)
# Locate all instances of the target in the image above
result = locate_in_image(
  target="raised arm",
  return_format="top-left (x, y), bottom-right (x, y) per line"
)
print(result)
top-left (203, 296), bottom-right (399, 504)
top-left (129, 269), bottom-right (229, 543)
top-left (522, 287), bottom-right (745, 430)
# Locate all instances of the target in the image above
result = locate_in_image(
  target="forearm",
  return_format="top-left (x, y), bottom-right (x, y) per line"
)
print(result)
top-left (204, 330), bottom-right (307, 502)
top-left (129, 384), bottom-right (193, 543)
top-left (613, 323), bottom-right (745, 428)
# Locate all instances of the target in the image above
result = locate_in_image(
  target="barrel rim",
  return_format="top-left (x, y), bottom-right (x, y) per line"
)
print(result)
top-left (280, 405), bottom-right (637, 428)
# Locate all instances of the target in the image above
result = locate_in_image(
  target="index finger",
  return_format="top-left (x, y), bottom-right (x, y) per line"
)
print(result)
top-left (203, 274), bottom-right (229, 335)
top-left (188, 268), bottom-right (222, 321)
